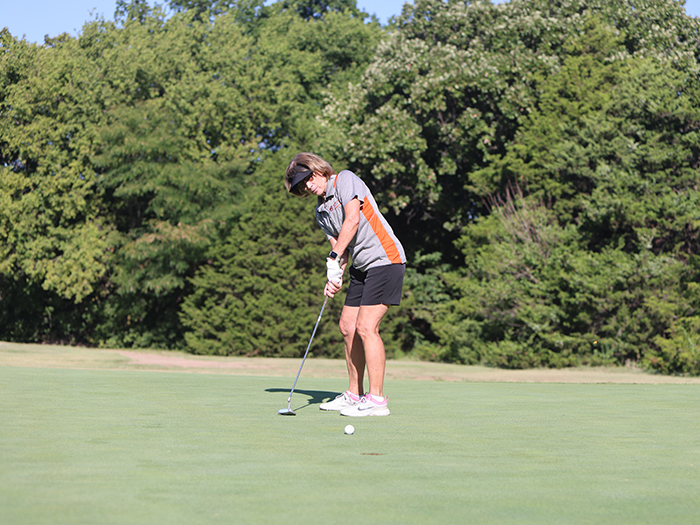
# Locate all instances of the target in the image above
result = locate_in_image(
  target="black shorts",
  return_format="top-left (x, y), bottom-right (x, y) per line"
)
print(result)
top-left (344, 264), bottom-right (405, 307)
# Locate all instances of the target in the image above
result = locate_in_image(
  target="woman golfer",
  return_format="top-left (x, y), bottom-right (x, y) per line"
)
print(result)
top-left (285, 152), bottom-right (406, 417)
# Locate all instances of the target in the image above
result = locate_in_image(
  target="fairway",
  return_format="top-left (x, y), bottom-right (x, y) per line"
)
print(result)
top-left (1, 361), bottom-right (699, 524)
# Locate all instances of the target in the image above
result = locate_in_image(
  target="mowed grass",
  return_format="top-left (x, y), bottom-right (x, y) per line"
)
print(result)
top-left (1, 366), bottom-right (699, 524)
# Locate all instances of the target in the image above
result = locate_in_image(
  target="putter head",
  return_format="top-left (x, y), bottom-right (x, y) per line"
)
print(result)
top-left (278, 408), bottom-right (296, 416)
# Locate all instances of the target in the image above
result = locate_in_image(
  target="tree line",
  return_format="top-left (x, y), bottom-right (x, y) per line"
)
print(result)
top-left (1, 0), bottom-right (699, 375)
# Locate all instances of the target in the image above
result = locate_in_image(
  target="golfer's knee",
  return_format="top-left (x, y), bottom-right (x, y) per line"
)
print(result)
top-left (355, 320), bottom-right (378, 341)
top-left (339, 318), bottom-right (355, 338)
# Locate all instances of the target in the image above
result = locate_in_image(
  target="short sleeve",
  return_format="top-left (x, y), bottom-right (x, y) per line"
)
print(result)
top-left (335, 171), bottom-right (365, 207)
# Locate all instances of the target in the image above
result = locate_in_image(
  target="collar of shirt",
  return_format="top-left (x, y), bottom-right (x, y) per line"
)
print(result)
top-left (322, 173), bottom-right (338, 202)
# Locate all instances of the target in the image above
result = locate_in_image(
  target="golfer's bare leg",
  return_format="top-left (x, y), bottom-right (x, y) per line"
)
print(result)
top-left (356, 304), bottom-right (390, 397)
top-left (339, 305), bottom-right (365, 396)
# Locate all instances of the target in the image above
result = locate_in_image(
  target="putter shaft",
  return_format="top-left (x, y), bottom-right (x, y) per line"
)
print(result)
top-left (279, 296), bottom-right (328, 415)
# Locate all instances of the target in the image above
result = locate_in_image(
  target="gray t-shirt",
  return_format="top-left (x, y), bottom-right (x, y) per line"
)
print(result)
top-left (315, 170), bottom-right (406, 272)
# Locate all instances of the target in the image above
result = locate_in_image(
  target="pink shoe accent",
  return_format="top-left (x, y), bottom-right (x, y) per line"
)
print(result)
top-left (365, 394), bottom-right (387, 406)
top-left (346, 390), bottom-right (361, 402)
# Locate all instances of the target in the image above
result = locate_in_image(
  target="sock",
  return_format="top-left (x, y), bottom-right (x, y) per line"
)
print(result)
top-left (346, 391), bottom-right (361, 402)
top-left (369, 394), bottom-right (385, 403)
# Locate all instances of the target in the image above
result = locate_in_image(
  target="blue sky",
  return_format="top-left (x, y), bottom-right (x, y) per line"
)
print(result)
top-left (3, 0), bottom-right (700, 44)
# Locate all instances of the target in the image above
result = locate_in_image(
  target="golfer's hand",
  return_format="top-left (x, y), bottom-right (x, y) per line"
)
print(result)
top-left (326, 258), bottom-right (343, 283)
top-left (324, 279), bottom-right (342, 298)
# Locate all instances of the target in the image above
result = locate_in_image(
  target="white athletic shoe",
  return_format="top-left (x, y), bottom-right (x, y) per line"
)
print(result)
top-left (340, 394), bottom-right (390, 417)
top-left (319, 391), bottom-right (361, 411)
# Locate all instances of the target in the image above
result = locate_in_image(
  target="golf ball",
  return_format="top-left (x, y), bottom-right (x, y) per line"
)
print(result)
top-left (344, 424), bottom-right (355, 435)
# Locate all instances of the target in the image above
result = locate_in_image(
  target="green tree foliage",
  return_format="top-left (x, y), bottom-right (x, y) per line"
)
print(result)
top-left (167, 0), bottom-right (261, 19)
top-left (0, 29), bottom-right (110, 343)
top-left (0, 0), bottom-right (381, 352)
top-left (2, 0), bottom-right (699, 375)
top-left (281, 0), bottom-right (363, 20)
top-left (321, 0), bottom-right (700, 373)
top-left (175, 4), bottom-right (381, 356)
top-left (445, 16), bottom-right (700, 371)
top-left (180, 150), bottom-right (345, 357)
top-left (321, 0), bottom-right (700, 256)
top-left (90, 6), bottom-right (258, 347)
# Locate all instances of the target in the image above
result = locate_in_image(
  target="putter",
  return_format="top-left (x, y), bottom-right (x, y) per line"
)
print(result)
top-left (278, 296), bottom-right (329, 415)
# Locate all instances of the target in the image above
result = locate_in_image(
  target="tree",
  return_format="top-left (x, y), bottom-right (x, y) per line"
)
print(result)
top-left (180, 149), bottom-right (346, 356)
top-left (0, 28), bottom-right (112, 343)
top-left (320, 0), bottom-right (700, 259)
top-left (281, 0), bottom-right (363, 20)
top-left (435, 15), bottom-right (700, 370)
top-left (3, 0), bottom-right (699, 375)
top-left (166, 0), bottom-right (266, 25)
top-left (317, 0), bottom-right (700, 372)
top-left (0, 1), bottom-right (383, 350)
top-left (179, 5), bottom-right (383, 356)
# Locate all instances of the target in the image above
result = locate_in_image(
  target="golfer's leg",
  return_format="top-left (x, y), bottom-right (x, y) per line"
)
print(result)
top-left (339, 305), bottom-right (365, 395)
top-left (356, 304), bottom-right (390, 397)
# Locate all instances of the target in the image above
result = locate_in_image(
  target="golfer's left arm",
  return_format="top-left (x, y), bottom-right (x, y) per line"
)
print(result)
top-left (325, 198), bottom-right (360, 296)
top-left (332, 197), bottom-right (360, 265)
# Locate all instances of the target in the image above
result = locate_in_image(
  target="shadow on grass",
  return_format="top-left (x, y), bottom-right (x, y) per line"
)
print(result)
top-left (266, 388), bottom-right (339, 412)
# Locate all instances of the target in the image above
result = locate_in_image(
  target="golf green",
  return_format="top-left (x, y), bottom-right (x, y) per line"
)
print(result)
top-left (1, 366), bottom-right (698, 524)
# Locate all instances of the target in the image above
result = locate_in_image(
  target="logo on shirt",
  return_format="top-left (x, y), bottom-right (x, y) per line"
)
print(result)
top-left (326, 199), bottom-right (342, 213)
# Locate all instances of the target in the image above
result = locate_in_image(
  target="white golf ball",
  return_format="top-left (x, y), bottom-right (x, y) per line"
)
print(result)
top-left (344, 424), bottom-right (355, 435)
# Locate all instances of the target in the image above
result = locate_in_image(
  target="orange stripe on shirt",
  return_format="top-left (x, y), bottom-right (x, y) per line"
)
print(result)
top-left (361, 200), bottom-right (403, 264)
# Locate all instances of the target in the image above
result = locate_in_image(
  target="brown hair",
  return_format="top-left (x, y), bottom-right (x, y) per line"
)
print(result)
top-left (284, 152), bottom-right (334, 196)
